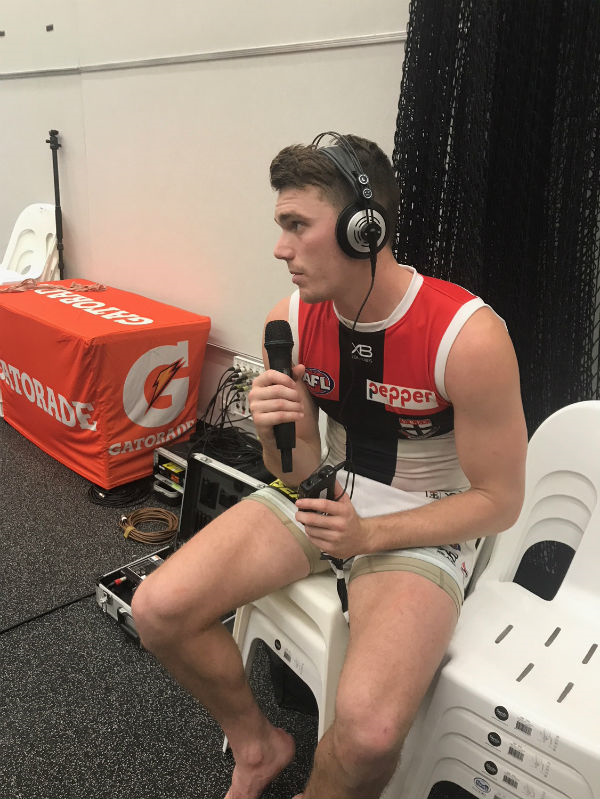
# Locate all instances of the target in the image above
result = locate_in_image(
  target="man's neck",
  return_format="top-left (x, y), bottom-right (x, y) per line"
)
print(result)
top-left (333, 255), bottom-right (414, 324)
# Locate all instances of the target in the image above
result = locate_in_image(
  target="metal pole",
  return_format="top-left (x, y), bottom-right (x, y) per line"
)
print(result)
top-left (46, 129), bottom-right (65, 279)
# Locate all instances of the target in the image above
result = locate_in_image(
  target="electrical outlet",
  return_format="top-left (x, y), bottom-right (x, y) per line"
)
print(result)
top-left (228, 355), bottom-right (264, 419)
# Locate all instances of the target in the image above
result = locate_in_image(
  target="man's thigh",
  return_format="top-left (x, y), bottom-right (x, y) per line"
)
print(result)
top-left (336, 569), bottom-right (458, 739)
top-left (139, 498), bottom-right (313, 625)
top-left (349, 554), bottom-right (463, 617)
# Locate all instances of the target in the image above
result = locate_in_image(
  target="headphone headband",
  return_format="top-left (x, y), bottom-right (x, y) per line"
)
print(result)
top-left (312, 132), bottom-right (373, 205)
top-left (311, 131), bottom-right (389, 260)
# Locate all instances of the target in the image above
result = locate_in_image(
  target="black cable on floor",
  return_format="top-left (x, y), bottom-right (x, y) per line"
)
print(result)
top-left (0, 591), bottom-right (95, 638)
top-left (87, 477), bottom-right (152, 507)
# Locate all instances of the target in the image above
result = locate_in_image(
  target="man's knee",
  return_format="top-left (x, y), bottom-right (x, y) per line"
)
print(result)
top-left (131, 569), bottom-right (211, 653)
top-left (130, 577), bottom-right (173, 652)
top-left (331, 686), bottom-right (408, 772)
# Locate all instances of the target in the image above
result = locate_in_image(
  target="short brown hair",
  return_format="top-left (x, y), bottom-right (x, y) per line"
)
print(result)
top-left (270, 134), bottom-right (400, 224)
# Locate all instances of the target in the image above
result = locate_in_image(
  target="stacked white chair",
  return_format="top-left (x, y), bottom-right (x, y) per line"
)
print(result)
top-left (224, 570), bottom-right (349, 751)
top-left (388, 401), bottom-right (600, 799)
top-left (0, 203), bottom-right (59, 285)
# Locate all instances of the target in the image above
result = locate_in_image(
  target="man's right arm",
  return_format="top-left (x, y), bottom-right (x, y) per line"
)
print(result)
top-left (248, 298), bottom-right (322, 487)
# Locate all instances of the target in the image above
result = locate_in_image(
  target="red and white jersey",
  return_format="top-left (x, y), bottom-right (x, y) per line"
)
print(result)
top-left (289, 266), bottom-right (490, 493)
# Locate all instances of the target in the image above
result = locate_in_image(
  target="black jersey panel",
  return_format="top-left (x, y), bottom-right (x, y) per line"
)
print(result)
top-left (337, 323), bottom-right (398, 483)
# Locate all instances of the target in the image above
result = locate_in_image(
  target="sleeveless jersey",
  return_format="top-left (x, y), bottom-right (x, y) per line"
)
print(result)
top-left (288, 266), bottom-right (489, 493)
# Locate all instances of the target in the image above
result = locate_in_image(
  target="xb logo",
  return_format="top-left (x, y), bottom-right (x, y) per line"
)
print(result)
top-left (352, 343), bottom-right (373, 360)
top-left (123, 341), bottom-right (189, 427)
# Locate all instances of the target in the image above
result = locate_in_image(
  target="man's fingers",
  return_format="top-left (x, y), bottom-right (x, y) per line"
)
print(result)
top-left (296, 509), bottom-right (338, 529)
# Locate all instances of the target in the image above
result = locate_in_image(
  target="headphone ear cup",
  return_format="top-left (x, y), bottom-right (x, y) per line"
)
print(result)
top-left (335, 201), bottom-right (389, 259)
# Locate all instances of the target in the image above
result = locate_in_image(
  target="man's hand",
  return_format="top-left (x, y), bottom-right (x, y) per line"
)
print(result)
top-left (248, 364), bottom-right (306, 439)
top-left (295, 481), bottom-right (368, 559)
top-left (248, 363), bottom-right (321, 485)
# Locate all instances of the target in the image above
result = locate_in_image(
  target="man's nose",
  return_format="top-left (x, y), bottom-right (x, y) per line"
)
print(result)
top-left (274, 232), bottom-right (293, 261)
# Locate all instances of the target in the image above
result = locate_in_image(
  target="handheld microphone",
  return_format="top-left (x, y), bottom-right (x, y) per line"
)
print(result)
top-left (264, 319), bottom-right (296, 472)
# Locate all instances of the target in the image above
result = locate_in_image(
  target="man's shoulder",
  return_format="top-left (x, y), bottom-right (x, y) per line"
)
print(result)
top-left (266, 294), bottom-right (293, 323)
top-left (445, 305), bottom-right (516, 397)
top-left (420, 274), bottom-right (479, 305)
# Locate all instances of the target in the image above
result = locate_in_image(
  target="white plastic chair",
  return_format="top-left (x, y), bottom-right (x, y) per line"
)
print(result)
top-left (390, 401), bottom-right (600, 799)
top-left (0, 203), bottom-right (59, 285)
top-left (224, 571), bottom-right (349, 751)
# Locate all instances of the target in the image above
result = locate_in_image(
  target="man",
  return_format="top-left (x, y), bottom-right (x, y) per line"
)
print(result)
top-left (132, 133), bottom-right (528, 799)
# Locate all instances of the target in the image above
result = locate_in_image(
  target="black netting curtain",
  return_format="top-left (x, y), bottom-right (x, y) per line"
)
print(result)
top-left (392, 0), bottom-right (600, 435)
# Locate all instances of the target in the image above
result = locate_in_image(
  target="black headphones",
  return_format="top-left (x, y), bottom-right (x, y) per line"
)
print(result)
top-left (312, 131), bottom-right (389, 260)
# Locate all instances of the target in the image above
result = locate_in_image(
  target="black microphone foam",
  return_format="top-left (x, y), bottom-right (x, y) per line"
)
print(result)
top-left (264, 320), bottom-right (296, 472)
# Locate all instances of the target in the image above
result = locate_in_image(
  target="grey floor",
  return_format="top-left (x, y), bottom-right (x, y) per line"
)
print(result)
top-left (0, 418), bottom-right (317, 799)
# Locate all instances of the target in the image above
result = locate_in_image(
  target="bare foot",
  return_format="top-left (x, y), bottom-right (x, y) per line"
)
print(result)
top-left (224, 727), bottom-right (296, 799)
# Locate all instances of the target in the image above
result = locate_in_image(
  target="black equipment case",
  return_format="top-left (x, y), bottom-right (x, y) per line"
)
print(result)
top-left (95, 452), bottom-right (267, 640)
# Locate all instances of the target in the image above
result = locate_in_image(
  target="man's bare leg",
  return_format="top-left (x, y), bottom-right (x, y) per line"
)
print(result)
top-left (302, 570), bottom-right (458, 798)
top-left (132, 501), bottom-right (310, 799)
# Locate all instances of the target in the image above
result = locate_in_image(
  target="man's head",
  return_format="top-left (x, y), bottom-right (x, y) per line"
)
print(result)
top-left (270, 133), bottom-right (399, 253)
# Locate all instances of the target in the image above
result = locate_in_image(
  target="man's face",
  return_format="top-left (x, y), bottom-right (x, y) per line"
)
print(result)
top-left (273, 185), bottom-right (347, 304)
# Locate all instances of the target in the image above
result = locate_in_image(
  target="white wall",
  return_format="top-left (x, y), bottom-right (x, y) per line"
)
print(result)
top-left (0, 0), bottom-right (410, 410)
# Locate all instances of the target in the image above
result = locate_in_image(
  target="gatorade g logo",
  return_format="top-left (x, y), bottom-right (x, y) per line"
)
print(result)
top-left (123, 341), bottom-right (189, 427)
top-left (303, 367), bottom-right (334, 395)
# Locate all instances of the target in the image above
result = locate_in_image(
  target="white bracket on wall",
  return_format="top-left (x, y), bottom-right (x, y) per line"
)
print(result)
top-left (228, 354), bottom-right (264, 420)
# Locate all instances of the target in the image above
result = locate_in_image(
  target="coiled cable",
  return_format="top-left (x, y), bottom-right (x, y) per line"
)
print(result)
top-left (88, 478), bottom-right (152, 507)
top-left (119, 507), bottom-right (179, 545)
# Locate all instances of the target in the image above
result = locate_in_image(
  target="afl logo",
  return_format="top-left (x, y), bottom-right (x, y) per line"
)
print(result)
top-left (303, 367), bottom-right (334, 395)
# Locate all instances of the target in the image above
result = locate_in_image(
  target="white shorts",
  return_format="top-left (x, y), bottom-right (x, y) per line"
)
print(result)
top-left (243, 472), bottom-right (482, 617)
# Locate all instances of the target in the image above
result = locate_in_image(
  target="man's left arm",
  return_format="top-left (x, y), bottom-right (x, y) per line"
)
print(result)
top-left (296, 308), bottom-right (528, 558)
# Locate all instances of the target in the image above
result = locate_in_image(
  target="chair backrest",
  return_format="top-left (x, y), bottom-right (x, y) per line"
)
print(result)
top-left (0, 204), bottom-right (58, 283)
top-left (476, 401), bottom-right (600, 601)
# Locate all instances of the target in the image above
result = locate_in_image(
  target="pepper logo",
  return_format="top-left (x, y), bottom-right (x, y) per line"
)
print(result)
top-left (367, 380), bottom-right (439, 410)
top-left (123, 341), bottom-right (189, 427)
top-left (303, 367), bottom-right (334, 395)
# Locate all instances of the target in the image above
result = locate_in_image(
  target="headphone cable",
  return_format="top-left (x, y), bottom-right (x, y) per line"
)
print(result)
top-left (335, 242), bottom-right (378, 500)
